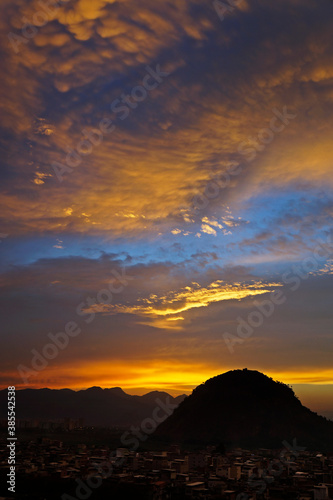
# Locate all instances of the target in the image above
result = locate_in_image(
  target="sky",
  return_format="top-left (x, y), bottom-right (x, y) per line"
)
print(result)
top-left (0, 0), bottom-right (333, 417)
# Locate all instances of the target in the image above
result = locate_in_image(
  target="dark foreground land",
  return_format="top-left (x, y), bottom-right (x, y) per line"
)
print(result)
top-left (0, 428), bottom-right (332, 500)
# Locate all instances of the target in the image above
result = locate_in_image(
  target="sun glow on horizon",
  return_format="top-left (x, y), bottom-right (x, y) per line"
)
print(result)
top-left (7, 362), bottom-right (333, 396)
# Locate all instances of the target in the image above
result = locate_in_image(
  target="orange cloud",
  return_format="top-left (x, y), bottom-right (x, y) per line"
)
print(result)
top-left (84, 279), bottom-right (281, 326)
top-left (1, 0), bottom-right (333, 238)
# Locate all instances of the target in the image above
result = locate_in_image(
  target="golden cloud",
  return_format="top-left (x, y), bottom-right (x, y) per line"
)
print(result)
top-left (1, 0), bottom-right (333, 241)
top-left (83, 280), bottom-right (281, 324)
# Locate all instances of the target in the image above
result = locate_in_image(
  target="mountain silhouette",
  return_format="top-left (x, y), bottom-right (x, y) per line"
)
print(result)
top-left (0, 387), bottom-right (185, 427)
top-left (154, 369), bottom-right (333, 450)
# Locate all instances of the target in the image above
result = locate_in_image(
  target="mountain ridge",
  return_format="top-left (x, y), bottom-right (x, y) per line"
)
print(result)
top-left (154, 369), bottom-right (333, 451)
top-left (0, 386), bottom-right (186, 428)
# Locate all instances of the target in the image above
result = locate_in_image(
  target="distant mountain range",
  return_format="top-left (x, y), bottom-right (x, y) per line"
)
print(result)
top-left (1, 370), bottom-right (332, 451)
top-left (154, 369), bottom-right (333, 451)
top-left (0, 387), bottom-right (186, 427)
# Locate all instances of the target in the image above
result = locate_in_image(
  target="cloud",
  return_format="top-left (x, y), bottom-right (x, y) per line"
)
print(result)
top-left (201, 224), bottom-right (217, 236)
top-left (83, 279), bottom-right (281, 326)
top-left (1, 0), bottom-right (333, 238)
top-left (0, 251), bottom-right (333, 391)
